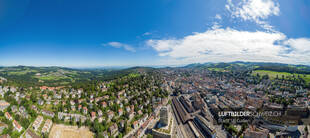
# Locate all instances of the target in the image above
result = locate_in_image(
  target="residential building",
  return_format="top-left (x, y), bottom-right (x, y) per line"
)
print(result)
top-left (109, 123), bottom-right (118, 137)
top-left (118, 109), bottom-right (123, 116)
top-left (83, 107), bottom-right (88, 114)
top-left (12, 120), bottom-right (22, 132)
top-left (0, 100), bottom-right (9, 111)
top-left (0, 123), bottom-right (8, 134)
top-left (32, 116), bottom-right (43, 131)
top-left (108, 111), bottom-right (114, 120)
top-left (5, 112), bottom-right (12, 121)
top-left (42, 119), bottom-right (52, 133)
top-left (42, 110), bottom-right (55, 118)
top-left (132, 121), bottom-right (139, 129)
top-left (91, 112), bottom-right (96, 120)
top-left (25, 130), bottom-right (40, 138)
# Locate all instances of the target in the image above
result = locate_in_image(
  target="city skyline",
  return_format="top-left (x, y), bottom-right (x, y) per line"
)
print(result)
top-left (0, 0), bottom-right (310, 67)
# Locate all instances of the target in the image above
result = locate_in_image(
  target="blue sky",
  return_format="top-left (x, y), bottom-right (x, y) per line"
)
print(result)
top-left (0, 0), bottom-right (309, 67)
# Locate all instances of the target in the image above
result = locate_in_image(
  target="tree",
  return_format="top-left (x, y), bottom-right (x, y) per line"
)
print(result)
top-left (85, 119), bottom-right (92, 126)
top-left (15, 114), bottom-right (21, 122)
top-left (1, 125), bottom-right (13, 135)
top-left (124, 121), bottom-right (128, 134)
top-left (11, 131), bottom-right (20, 138)
top-left (43, 133), bottom-right (48, 138)
top-left (78, 120), bottom-right (82, 128)
top-left (30, 93), bottom-right (37, 103)
top-left (262, 74), bottom-right (269, 80)
top-left (20, 118), bottom-right (31, 128)
top-left (147, 134), bottom-right (153, 138)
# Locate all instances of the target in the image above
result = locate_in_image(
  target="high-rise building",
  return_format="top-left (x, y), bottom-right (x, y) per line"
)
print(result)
top-left (160, 106), bottom-right (169, 126)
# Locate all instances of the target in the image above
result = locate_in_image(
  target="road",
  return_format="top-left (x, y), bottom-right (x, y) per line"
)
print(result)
top-left (21, 120), bottom-right (34, 137)
top-left (137, 117), bottom-right (158, 138)
top-left (124, 116), bottom-right (158, 138)
top-left (123, 124), bottom-right (139, 138)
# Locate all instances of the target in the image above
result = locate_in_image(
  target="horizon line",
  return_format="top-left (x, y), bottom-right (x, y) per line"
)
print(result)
top-left (0, 61), bottom-right (309, 69)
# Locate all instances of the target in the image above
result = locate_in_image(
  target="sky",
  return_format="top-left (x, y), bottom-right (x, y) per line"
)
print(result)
top-left (0, 0), bottom-right (309, 67)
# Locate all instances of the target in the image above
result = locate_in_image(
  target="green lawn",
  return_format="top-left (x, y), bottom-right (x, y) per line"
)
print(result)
top-left (34, 75), bottom-right (72, 81)
top-left (128, 73), bottom-right (140, 78)
top-left (252, 70), bottom-right (310, 84)
top-left (8, 69), bottom-right (38, 75)
top-left (43, 104), bottom-right (53, 111)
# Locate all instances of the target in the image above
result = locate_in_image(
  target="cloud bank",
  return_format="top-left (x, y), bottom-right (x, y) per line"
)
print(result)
top-left (147, 0), bottom-right (310, 65)
top-left (148, 28), bottom-right (310, 65)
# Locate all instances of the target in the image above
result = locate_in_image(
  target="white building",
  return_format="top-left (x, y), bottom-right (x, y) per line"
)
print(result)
top-left (42, 119), bottom-right (52, 133)
top-left (13, 120), bottom-right (23, 132)
top-left (32, 116), bottom-right (43, 131)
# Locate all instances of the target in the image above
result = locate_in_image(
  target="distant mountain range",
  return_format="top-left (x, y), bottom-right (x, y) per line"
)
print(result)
top-left (1, 62), bottom-right (310, 87)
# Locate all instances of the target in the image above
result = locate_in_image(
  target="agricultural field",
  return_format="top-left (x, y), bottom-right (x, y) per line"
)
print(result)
top-left (207, 67), bottom-right (227, 72)
top-left (7, 70), bottom-right (36, 75)
top-left (252, 70), bottom-right (310, 84)
top-left (34, 75), bottom-right (72, 81)
top-left (5, 68), bottom-right (38, 75)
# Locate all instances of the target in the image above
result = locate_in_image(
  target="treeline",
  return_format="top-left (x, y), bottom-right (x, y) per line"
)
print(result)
top-left (255, 65), bottom-right (310, 74)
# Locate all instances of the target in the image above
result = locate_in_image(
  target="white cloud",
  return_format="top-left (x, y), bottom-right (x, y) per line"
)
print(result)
top-left (284, 38), bottom-right (310, 54)
top-left (103, 42), bottom-right (136, 52)
top-left (282, 38), bottom-right (310, 63)
top-left (215, 14), bottom-right (222, 20)
top-left (147, 27), bottom-right (310, 65)
top-left (143, 32), bottom-right (152, 36)
top-left (226, 0), bottom-right (279, 27)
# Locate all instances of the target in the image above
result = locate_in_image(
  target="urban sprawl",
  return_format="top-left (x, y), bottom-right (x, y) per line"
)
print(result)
top-left (0, 64), bottom-right (310, 138)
